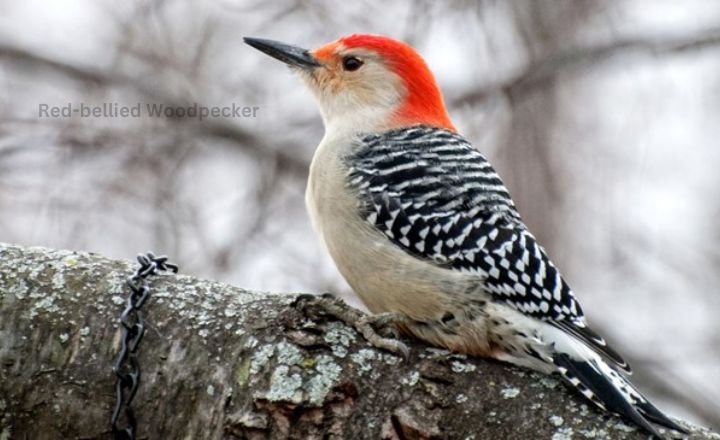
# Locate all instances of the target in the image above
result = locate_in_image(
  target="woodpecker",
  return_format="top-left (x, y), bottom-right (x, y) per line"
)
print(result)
top-left (244, 34), bottom-right (687, 438)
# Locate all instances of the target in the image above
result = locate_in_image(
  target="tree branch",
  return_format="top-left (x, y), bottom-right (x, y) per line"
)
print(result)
top-left (0, 243), bottom-right (715, 439)
top-left (451, 26), bottom-right (720, 107)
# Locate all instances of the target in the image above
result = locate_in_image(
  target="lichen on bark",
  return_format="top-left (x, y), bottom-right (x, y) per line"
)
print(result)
top-left (1, 243), bottom-right (718, 439)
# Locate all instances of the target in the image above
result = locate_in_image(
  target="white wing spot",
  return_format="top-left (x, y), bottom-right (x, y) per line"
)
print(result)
top-left (477, 236), bottom-right (487, 249)
top-left (553, 273), bottom-right (563, 302)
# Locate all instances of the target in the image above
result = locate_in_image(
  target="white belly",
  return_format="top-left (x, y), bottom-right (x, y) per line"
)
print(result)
top-left (304, 134), bottom-right (509, 357)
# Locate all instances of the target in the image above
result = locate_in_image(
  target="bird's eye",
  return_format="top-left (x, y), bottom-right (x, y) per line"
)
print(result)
top-left (342, 56), bottom-right (364, 72)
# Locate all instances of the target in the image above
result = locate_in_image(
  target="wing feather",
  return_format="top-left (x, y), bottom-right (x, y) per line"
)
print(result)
top-left (347, 126), bottom-right (629, 371)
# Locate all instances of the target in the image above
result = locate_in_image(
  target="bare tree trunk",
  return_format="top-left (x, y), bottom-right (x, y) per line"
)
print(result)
top-left (0, 243), bottom-right (714, 439)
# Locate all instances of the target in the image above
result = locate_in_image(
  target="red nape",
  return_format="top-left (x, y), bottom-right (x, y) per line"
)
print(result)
top-left (339, 34), bottom-right (456, 132)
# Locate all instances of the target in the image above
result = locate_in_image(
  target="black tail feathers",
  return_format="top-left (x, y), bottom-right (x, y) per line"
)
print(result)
top-left (553, 353), bottom-right (687, 439)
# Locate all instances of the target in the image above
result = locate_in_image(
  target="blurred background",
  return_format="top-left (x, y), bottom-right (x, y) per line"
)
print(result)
top-left (1, 0), bottom-right (718, 429)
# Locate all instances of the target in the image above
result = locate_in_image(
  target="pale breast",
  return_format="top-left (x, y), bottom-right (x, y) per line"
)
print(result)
top-left (305, 136), bottom-right (476, 321)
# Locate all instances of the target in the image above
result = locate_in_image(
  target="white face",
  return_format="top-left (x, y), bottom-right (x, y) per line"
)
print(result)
top-left (296, 47), bottom-right (405, 135)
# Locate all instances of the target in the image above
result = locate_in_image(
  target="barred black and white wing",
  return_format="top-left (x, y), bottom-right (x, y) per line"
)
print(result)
top-left (346, 125), bottom-right (628, 371)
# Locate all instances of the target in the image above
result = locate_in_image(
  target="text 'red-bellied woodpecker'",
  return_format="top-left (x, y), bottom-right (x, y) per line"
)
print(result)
top-left (244, 34), bottom-right (687, 438)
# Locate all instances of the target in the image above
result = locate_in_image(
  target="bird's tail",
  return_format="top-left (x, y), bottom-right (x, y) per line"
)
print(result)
top-left (553, 353), bottom-right (687, 439)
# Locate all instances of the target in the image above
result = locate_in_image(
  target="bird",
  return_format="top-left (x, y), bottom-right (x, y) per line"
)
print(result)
top-left (244, 34), bottom-right (687, 438)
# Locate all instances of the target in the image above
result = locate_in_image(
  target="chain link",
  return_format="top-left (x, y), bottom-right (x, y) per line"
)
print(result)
top-left (111, 252), bottom-right (178, 440)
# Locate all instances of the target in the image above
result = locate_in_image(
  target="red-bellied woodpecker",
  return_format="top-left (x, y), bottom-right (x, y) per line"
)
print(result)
top-left (244, 34), bottom-right (686, 438)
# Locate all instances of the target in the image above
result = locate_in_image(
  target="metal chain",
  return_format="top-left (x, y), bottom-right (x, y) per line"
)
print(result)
top-left (111, 252), bottom-right (178, 440)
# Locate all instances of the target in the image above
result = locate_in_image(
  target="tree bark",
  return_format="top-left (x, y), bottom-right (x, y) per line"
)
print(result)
top-left (0, 243), bottom-right (715, 439)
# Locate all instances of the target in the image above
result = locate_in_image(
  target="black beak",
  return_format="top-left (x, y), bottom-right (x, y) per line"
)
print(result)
top-left (244, 37), bottom-right (321, 69)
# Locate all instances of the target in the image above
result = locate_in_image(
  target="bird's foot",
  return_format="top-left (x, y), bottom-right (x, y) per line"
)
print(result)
top-left (293, 293), bottom-right (410, 358)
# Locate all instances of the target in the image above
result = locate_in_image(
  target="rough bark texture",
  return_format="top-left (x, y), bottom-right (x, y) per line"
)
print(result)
top-left (0, 243), bottom-right (716, 440)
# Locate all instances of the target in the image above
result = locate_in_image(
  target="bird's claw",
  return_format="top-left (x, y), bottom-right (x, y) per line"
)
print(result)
top-left (356, 313), bottom-right (410, 359)
top-left (292, 293), bottom-right (410, 359)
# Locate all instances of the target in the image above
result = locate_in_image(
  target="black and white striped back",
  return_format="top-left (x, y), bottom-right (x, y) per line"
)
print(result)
top-left (344, 125), bottom-right (625, 365)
